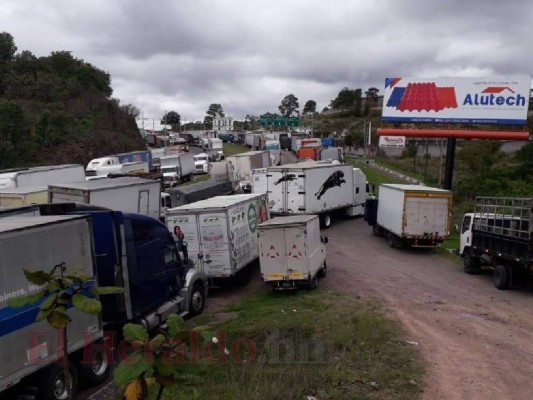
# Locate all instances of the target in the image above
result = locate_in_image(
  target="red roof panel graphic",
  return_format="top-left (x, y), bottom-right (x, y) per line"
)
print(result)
top-left (481, 87), bottom-right (515, 94)
top-left (395, 83), bottom-right (457, 112)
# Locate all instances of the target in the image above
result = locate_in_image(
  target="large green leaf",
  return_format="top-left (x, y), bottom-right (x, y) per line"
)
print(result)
top-left (149, 334), bottom-right (166, 353)
top-left (113, 353), bottom-right (154, 386)
top-left (7, 291), bottom-right (44, 308)
top-left (47, 307), bottom-right (71, 329)
top-left (40, 293), bottom-right (58, 311)
top-left (123, 323), bottom-right (148, 343)
top-left (166, 314), bottom-right (185, 337)
top-left (72, 293), bottom-right (102, 315)
top-left (36, 307), bottom-right (54, 322)
top-left (23, 269), bottom-right (51, 285)
top-left (90, 286), bottom-right (125, 295)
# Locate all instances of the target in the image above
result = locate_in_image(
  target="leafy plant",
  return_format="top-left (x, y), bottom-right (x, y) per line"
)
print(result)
top-left (115, 314), bottom-right (213, 400)
top-left (8, 262), bottom-right (123, 400)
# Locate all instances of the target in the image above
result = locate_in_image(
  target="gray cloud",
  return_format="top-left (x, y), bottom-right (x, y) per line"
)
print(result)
top-left (1, 0), bottom-right (532, 127)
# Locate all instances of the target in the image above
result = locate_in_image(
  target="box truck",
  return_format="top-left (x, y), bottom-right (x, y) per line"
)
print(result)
top-left (459, 197), bottom-right (532, 290)
top-left (365, 184), bottom-right (452, 248)
top-left (161, 179), bottom-right (234, 217)
top-left (226, 151), bottom-right (271, 193)
top-left (86, 161), bottom-right (149, 178)
top-left (266, 162), bottom-right (369, 228)
top-left (0, 165), bottom-right (86, 189)
top-left (160, 153), bottom-right (195, 187)
top-left (166, 193), bottom-right (270, 283)
top-left (0, 205), bottom-right (208, 399)
top-left (258, 215), bottom-right (327, 290)
top-left (48, 177), bottom-right (161, 220)
top-left (0, 186), bottom-right (48, 206)
top-left (85, 150), bottom-right (153, 176)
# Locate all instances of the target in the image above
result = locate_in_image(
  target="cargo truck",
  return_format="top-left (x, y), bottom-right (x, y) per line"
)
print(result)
top-left (0, 186), bottom-right (48, 206)
top-left (365, 184), bottom-right (452, 248)
top-left (85, 150), bottom-right (153, 176)
top-left (265, 162), bottom-right (369, 228)
top-left (258, 215), bottom-right (327, 290)
top-left (166, 193), bottom-right (270, 284)
top-left (160, 179), bottom-right (234, 217)
top-left (0, 205), bottom-right (208, 400)
top-left (48, 176), bottom-right (161, 220)
top-left (0, 165), bottom-right (86, 190)
top-left (160, 153), bottom-right (195, 187)
top-left (459, 197), bottom-right (532, 290)
top-left (226, 150), bottom-right (271, 193)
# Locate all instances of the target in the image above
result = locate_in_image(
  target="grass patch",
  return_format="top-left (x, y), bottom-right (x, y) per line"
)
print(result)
top-left (165, 288), bottom-right (424, 400)
top-left (346, 156), bottom-right (405, 196)
top-left (224, 143), bottom-right (249, 156)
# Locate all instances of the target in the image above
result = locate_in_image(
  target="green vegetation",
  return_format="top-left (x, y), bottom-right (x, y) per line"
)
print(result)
top-left (163, 288), bottom-right (424, 400)
top-left (223, 142), bottom-right (248, 156)
top-left (0, 32), bottom-right (145, 169)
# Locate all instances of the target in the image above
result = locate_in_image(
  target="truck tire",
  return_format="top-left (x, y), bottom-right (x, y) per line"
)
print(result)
top-left (320, 213), bottom-right (332, 229)
top-left (309, 276), bottom-right (319, 289)
top-left (372, 225), bottom-right (384, 237)
top-left (463, 250), bottom-right (481, 275)
top-left (76, 341), bottom-right (110, 387)
top-left (318, 261), bottom-right (327, 278)
top-left (189, 282), bottom-right (206, 316)
top-left (493, 264), bottom-right (510, 290)
top-left (387, 232), bottom-right (396, 248)
top-left (39, 362), bottom-right (78, 400)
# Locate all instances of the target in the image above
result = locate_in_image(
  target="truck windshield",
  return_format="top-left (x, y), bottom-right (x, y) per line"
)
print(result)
top-left (195, 156), bottom-right (207, 161)
top-left (161, 167), bottom-right (175, 173)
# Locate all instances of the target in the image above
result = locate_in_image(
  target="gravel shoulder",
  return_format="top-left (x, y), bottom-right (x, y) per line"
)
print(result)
top-left (323, 217), bottom-right (533, 400)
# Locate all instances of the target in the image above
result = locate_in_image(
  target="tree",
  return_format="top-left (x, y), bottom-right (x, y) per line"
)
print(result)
top-left (161, 111), bottom-right (181, 131)
top-left (121, 104), bottom-right (140, 118)
top-left (278, 94), bottom-right (299, 117)
top-left (329, 88), bottom-right (362, 115)
top-left (206, 103), bottom-right (225, 118)
top-left (364, 87), bottom-right (380, 116)
top-left (0, 32), bottom-right (17, 94)
top-left (303, 100), bottom-right (317, 115)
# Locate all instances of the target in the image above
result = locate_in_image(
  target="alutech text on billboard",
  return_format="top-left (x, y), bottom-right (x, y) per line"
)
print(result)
top-left (382, 76), bottom-right (531, 125)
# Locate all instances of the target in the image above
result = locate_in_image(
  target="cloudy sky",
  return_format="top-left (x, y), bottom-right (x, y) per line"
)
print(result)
top-left (1, 0), bottom-right (532, 129)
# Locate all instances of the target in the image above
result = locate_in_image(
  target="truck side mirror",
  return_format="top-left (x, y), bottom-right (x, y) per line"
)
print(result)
top-left (321, 236), bottom-right (328, 244)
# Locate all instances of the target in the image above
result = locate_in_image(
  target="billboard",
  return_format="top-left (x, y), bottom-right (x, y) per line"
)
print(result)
top-left (379, 136), bottom-right (406, 148)
top-left (382, 77), bottom-right (531, 125)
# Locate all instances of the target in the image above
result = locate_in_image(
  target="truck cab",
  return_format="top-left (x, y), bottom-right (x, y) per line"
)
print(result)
top-left (194, 153), bottom-right (209, 174)
top-left (85, 157), bottom-right (120, 176)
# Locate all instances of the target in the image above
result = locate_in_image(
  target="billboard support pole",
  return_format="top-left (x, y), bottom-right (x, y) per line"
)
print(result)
top-left (443, 137), bottom-right (456, 190)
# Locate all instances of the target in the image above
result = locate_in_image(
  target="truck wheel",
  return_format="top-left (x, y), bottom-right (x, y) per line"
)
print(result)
top-left (493, 264), bottom-right (510, 290)
top-left (39, 362), bottom-right (78, 400)
top-left (76, 341), bottom-right (110, 387)
top-left (372, 225), bottom-right (384, 237)
top-left (309, 276), bottom-right (319, 289)
top-left (320, 213), bottom-right (332, 229)
top-left (387, 232), bottom-right (396, 248)
top-left (318, 262), bottom-right (327, 278)
top-left (463, 250), bottom-right (481, 275)
top-left (189, 283), bottom-right (206, 316)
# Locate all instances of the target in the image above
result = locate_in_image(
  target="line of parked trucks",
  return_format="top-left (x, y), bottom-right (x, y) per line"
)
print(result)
top-left (0, 151), bottom-right (531, 399)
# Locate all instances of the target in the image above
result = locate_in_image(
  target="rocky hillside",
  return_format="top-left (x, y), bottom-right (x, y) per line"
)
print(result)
top-left (0, 32), bottom-right (146, 169)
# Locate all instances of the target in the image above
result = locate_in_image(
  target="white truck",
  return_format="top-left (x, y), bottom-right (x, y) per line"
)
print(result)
top-left (0, 165), bottom-right (86, 189)
top-left (48, 176), bottom-right (161, 220)
top-left (194, 153), bottom-right (210, 174)
top-left (365, 184), bottom-right (452, 248)
top-left (258, 215), bottom-right (327, 290)
top-left (226, 150), bottom-right (271, 193)
top-left (0, 215), bottom-right (102, 400)
top-left (166, 193), bottom-right (270, 284)
top-left (86, 161), bottom-right (149, 178)
top-left (160, 153), bottom-right (195, 187)
top-left (266, 162), bottom-right (369, 228)
top-left (0, 186), bottom-right (48, 206)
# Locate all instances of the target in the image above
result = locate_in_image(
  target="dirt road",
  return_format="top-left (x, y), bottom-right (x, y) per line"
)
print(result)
top-left (324, 217), bottom-right (533, 400)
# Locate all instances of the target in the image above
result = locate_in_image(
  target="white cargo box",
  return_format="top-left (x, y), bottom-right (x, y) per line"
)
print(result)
top-left (377, 184), bottom-right (452, 239)
top-left (251, 168), bottom-right (268, 194)
top-left (266, 162), bottom-right (365, 215)
top-left (0, 215), bottom-right (101, 392)
top-left (166, 193), bottom-right (270, 278)
top-left (258, 215), bottom-right (326, 288)
top-left (0, 164), bottom-right (86, 190)
top-left (48, 176), bottom-right (161, 219)
top-left (0, 186), bottom-right (48, 206)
